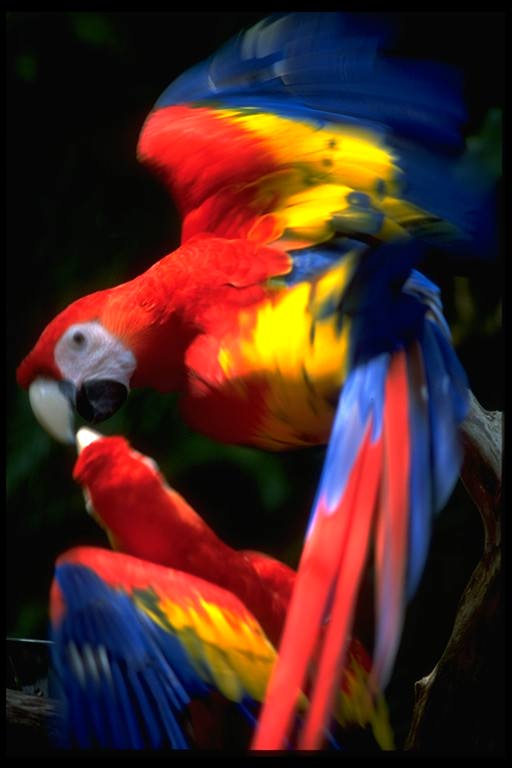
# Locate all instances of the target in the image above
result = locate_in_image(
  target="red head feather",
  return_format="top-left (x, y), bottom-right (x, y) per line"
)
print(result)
top-left (16, 290), bottom-right (111, 389)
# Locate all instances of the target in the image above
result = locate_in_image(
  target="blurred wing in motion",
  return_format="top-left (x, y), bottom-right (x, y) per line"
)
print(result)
top-left (254, 264), bottom-right (469, 748)
top-left (139, 12), bottom-right (491, 263)
top-left (50, 546), bottom-right (277, 749)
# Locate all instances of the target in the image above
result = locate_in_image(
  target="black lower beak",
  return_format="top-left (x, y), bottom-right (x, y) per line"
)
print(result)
top-left (58, 379), bottom-right (77, 407)
top-left (75, 379), bottom-right (128, 423)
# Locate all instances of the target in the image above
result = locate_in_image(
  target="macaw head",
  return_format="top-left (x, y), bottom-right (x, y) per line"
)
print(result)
top-left (16, 290), bottom-right (137, 443)
top-left (73, 427), bottom-right (163, 514)
top-left (16, 271), bottom-right (191, 443)
top-left (73, 426), bottom-right (207, 567)
top-left (73, 427), bottom-right (165, 549)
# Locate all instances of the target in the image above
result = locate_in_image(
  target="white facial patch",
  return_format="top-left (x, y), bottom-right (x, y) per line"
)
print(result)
top-left (54, 321), bottom-right (136, 389)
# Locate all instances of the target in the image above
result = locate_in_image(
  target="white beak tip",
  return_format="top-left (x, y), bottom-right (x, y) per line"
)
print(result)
top-left (28, 377), bottom-right (75, 445)
top-left (76, 427), bottom-right (104, 454)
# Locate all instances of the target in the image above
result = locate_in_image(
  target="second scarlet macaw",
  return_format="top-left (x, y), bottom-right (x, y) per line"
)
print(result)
top-left (17, 13), bottom-right (496, 748)
top-left (51, 428), bottom-right (392, 749)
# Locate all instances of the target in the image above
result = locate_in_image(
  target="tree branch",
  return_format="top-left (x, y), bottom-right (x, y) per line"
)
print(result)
top-left (6, 688), bottom-right (63, 754)
top-left (405, 391), bottom-right (504, 755)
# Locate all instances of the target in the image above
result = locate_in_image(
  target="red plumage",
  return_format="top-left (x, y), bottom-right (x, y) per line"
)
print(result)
top-left (73, 432), bottom-right (385, 711)
top-left (253, 425), bottom-right (383, 748)
top-left (14, 12), bottom-right (485, 750)
top-left (74, 434), bottom-right (294, 647)
top-left (138, 106), bottom-right (280, 241)
top-left (68, 430), bottom-right (393, 748)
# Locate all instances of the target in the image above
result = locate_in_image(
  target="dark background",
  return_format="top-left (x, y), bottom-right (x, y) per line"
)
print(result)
top-left (6, 11), bottom-right (504, 749)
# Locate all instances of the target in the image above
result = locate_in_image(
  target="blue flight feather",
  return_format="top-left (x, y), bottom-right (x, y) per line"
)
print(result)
top-left (403, 270), bottom-right (451, 338)
top-left (151, 12), bottom-right (496, 263)
top-left (404, 345), bottom-right (433, 600)
top-left (156, 13), bottom-right (464, 153)
top-left (421, 321), bottom-right (467, 514)
top-left (284, 239), bottom-right (364, 286)
top-left (306, 352), bottom-right (388, 538)
top-left (346, 243), bottom-right (428, 367)
top-left (405, 317), bottom-right (467, 597)
top-left (52, 563), bottom-right (196, 749)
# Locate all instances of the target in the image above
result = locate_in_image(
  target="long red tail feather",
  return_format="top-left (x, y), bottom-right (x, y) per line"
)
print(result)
top-left (299, 431), bottom-right (382, 748)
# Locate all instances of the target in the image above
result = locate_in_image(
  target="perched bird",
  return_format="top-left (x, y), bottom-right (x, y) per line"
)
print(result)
top-left (50, 428), bottom-right (392, 749)
top-left (18, 13), bottom-right (496, 749)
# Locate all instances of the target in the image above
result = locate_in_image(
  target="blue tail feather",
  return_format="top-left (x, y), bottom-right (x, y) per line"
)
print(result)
top-left (421, 322), bottom-right (467, 514)
top-left (404, 316), bottom-right (468, 598)
top-left (405, 344), bottom-right (433, 600)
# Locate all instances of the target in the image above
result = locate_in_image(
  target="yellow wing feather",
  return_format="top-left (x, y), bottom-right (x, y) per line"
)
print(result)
top-left (214, 108), bottom-right (422, 249)
top-left (218, 256), bottom-right (355, 448)
top-left (134, 587), bottom-right (277, 704)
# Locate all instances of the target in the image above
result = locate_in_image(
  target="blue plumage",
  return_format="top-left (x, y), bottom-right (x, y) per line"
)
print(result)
top-left (422, 322), bottom-right (467, 513)
top-left (284, 240), bottom-right (362, 286)
top-left (307, 351), bottom-right (387, 536)
top-left (152, 11), bottom-right (494, 268)
top-left (303, 237), bottom-right (468, 688)
top-left (405, 316), bottom-right (468, 597)
top-left (52, 563), bottom-right (195, 749)
top-left (157, 13), bottom-right (464, 153)
top-left (404, 342), bottom-right (433, 601)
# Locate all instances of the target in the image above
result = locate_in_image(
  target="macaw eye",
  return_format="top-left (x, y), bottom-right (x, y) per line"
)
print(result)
top-left (71, 331), bottom-right (87, 348)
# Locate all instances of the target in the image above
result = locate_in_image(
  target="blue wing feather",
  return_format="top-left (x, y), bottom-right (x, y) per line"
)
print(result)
top-left (307, 352), bottom-right (387, 538)
top-left (149, 12), bottom-right (496, 268)
top-left (157, 13), bottom-right (464, 153)
top-left (423, 320), bottom-right (467, 513)
top-left (404, 342), bottom-right (433, 600)
top-left (299, 269), bottom-right (468, 707)
top-left (52, 563), bottom-right (195, 749)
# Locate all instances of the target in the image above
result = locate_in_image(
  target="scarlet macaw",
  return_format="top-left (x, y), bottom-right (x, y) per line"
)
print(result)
top-left (50, 427), bottom-right (393, 749)
top-left (17, 13), bottom-right (495, 749)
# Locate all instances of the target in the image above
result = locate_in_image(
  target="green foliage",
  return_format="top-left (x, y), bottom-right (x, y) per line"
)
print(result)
top-left (69, 12), bottom-right (120, 50)
top-left (466, 108), bottom-right (502, 179)
top-left (14, 53), bottom-right (37, 82)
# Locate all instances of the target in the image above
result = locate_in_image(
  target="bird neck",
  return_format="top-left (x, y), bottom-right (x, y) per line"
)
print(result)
top-left (102, 249), bottom-right (206, 393)
top-left (102, 234), bottom-right (272, 394)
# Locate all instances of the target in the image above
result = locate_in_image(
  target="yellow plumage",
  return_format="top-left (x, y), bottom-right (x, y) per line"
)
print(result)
top-left (218, 256), bottom-right (355, 448)
top-left (215, 108), bottom-right (426, 250)
top-left (135, 588), bottom-right (276, 704)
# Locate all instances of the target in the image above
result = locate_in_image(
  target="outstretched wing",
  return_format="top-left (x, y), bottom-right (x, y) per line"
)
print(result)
top-left (138, 12), bottom-right (482, 270)
top-left (253, 267), bottom-right (469, 748)
top-left (51, 546), bottom-right (394, 751)
top-left (50, 546), bottom-right (277, 749)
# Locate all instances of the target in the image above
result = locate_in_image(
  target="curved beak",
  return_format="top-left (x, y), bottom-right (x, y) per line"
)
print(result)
top-left (28, 378), bottom-right (128, 444)
top-left (28, 378), bottom-right (76, 444)
top-left (75, 379), bottom-right (128, 424)
top-left (75, 426), bottom-right (103, 455)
